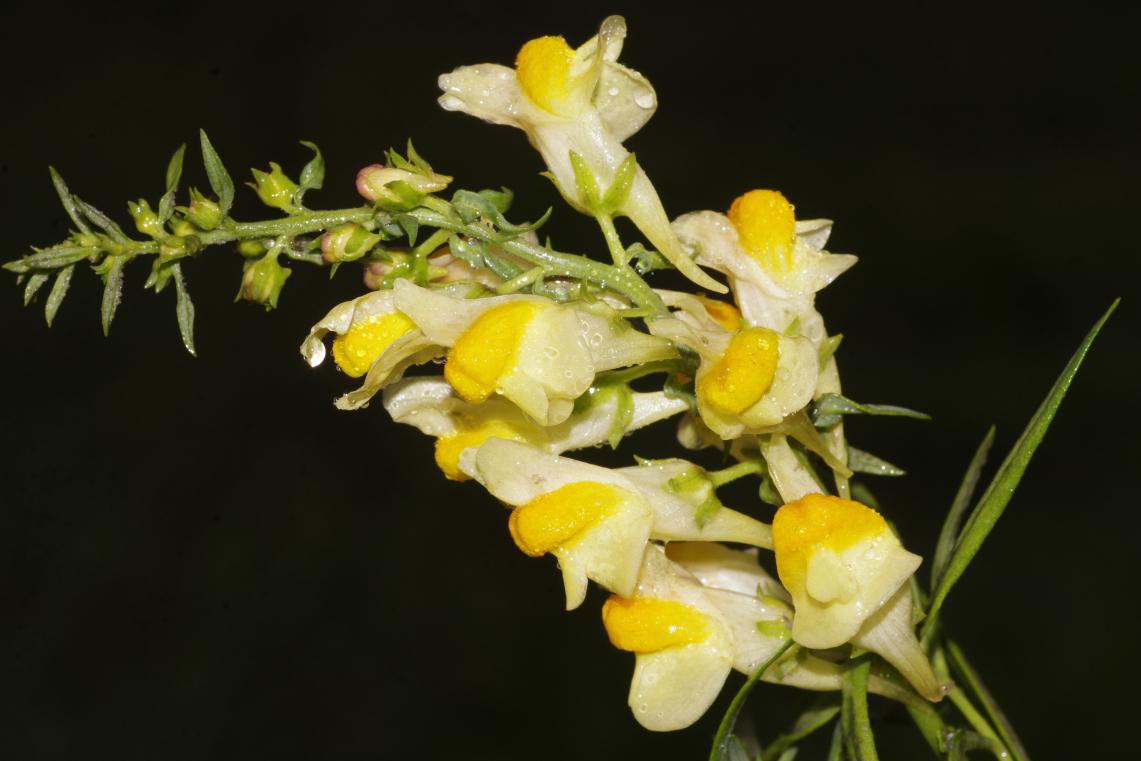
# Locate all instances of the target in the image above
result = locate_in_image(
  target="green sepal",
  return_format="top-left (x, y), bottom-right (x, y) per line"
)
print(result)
top-left (568, 150), bottom-right (601, 209)
top-left (396, 214), bottom-right (420, 247)
top-left (372, 180), bottom-right (425, 211)
top-left (628, 242), bottom-right (670, 274)
top-left (44, 265), bottom-right (75, 327)
top-left (847, 447), bottom-right (906, 477)
top-left (818, 334), bottom-right (843, 367)
top-left (477, 187), bottom-right (513, 214)
top-left (600, 153), bottom-right (637, 213)
top-left (923, 299), bottom-right (1118, 638)
top-left (608, 383), bottom-right (634, 449)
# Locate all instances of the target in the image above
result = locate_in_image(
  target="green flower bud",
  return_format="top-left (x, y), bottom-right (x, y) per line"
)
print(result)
top-left (169, 218), bottom-right (198, 237)
top-left (127, 199), bottom-right (164, 239)
top-left (321, 223), bottom-right (383, 263)
top-left (237, 239), bottom-right (268, 258)
top-left (239, 251), bottom-right (292, 309)
top-left (186, 188), bottom-right (223, 230)
top-left (355, 163), bottom-right (452, 204)
top-left (248, 162), bottom-right (300, 214)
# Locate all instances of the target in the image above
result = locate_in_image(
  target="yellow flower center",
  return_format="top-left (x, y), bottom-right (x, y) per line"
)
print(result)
top-left (698, 327), bottom-right (781, 416)
top-left (445, 301), bottom-right (542, 403)
top-left (508, 481), bottom-right (622, 557)
top-left (772, 493), bottom-right (888, 595)
top-left (515, 35), bottom-right (574, 115)
top-left (331, 311), bottom-right (416, 378)
top-left (727, 189), bottom-right (796, 276)
top-left (697, 295), bottom-right (742, 333)
top-left (602, 596), bottom-right (711, 653)
top-left (434, 419), bottom-right (527, 482)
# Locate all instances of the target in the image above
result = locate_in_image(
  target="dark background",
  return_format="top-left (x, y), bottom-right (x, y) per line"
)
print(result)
top-left (2, 2), bottom-right (1138, 758)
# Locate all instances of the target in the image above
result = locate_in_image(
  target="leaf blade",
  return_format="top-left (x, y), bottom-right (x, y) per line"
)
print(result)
top-left (930, 426), bottom-right (995, 593)
top-left (172, 262), bottom-right (196, 356)
top-left (49, 166), bottom-right (91, 234)
top-left (200, 129), bottom-right (235, 215)
top-left (44, 265), bottom-right (75, 326)
top-left (923, 299), bottom-right (1119, 636)
top-left (100, 256), bottom-right (126, 336)
top-left (710, 639), bottom-right (795, 761)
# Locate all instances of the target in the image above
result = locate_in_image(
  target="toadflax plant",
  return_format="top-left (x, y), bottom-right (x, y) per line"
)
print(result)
top-left (5, 14), bottom-right (1117, 760)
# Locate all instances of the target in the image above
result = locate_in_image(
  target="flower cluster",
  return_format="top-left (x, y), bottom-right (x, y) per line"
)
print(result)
top-left (300, 15), bottom-right (946, 733)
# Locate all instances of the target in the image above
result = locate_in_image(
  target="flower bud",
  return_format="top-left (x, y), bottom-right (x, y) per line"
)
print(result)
top-left (168, 218), bottom-right (198, 237)
top-left (237, 239), bottom-right (268, 258)
top-left (239, 251), bottom-right (292, 309)
top-left (127, 199), bottom-right (164, 239)
top-left (185, 188), bottom-right (223, 230)
top-left (248, 162), bottom-right (300, 213)
top-left (355, 163), bottom-right (452, 203)
top-left (320, 223), bottom-right (382, 263)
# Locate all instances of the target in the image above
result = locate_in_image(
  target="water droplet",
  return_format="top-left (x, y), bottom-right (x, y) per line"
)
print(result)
top-left (607, 86), bottom-right (620, 97)
top-left (589, 332), bottom-right (603, 347)
top-left (634, 92), bottom-right (654, 109)
top-left (544, 346), bottom-right (560, 359)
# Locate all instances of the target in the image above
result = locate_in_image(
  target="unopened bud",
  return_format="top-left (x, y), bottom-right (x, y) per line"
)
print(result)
top-left (249, 162), bottom-right (300, 214)
top-left (239, 251), bottom-right (292, 309)
top-left (169, 218), bottom-right (198, 237)
top-left (237, 239), bottom-right (268, 258)
top-left (186, 188), bottom-right (223, 230)
top-left (127, 199), bottom-right (164, 239)
top-left (321, 223), bottom-right (383, 263)
top-left (355, 163), bottom-right (452, 204)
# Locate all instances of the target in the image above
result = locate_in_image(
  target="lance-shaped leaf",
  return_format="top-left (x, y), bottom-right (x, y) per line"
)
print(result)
top-left (23, 272), bottom-right (49, 305)
top-left (158, 143), bottom-right (187, 223)
top-left (847, 447), bottom-right (906, 477)
top-left (923, 299), bottom-right (1118, 637)
top-left (49, 166), bottom-right (91, 234)
top-left (709, 639), bottom-right (795, 761)
top-left (172, 262), bottom-right (196, 356)
top-left (44, 265), bottom-right (75, 327)
top-left (200, 129), bottom-right (235, 215)
top-left (760, 697), bottom-right (841, 761)
top-left (945, 639), bottom-right (1030, 761)
top-left (4, 246), bottom-right (93, 274)
top-left (930, 427), bottom-right (995, 593)
top-left (298, 140), bottom-right (324, 192)
top-left (100, 256), bottom-right (126, 336)
top-left (76, 199), bottom-right (130, 244)
top-left (813, 393), bottom-right (930, 428)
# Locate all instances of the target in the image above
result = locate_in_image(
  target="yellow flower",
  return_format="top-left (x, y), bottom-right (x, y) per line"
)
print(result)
top-left (772, 493), bottom-right (945, 700)
top-left (381, 376), bottom-right (689, 481)
top-left (437, 15), bottom-right (724, 293)
top-left (392, 280), bottom-right (676, 426)
top-left (602, 545), bottom-right (915, 731)
top-left (647, 301), bottom-right (818, 440)
top-left (469, 439), bottom-right (774, 609)
top-left (300, 288), bottom-right (446, 410)
top-left (672, 192), bottom-right (856, 344)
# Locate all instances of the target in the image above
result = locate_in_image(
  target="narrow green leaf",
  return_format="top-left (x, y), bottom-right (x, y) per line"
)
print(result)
top-left (396, 214), bottom-right (420, 247)
top-left (761, 698), bottom-right (840, 761)
top-left (924, 300), bottom-right (1118, 636)
top-left (608, 384), bottom-right (634, 449)
top-left (159, 143), bottom-right (188, 224)
top-left (76, 199), bottom-right (130, 243)
top-left (23, 272), bottom-right (49, 305)
top-left (849, 481), bottom-right (879, 510)
top-left (814, 393), bottom-right (930, 425)
top-left (405, 139), bottom-right (433, 173)
top-left (840, 657), bottom-right (879, 761)
top-left (710, 639), bottom-right (795, 761)
top-left (478, 186), bottom-right (513, 214)
top-left (819, 334), bottom-right (843, 368)
top-left (298, 140), bottom-right (325, 192)
top-left (199, 129), bottom-right (235, 215)
top-left (946, 640), bottom-right (1030, 761)
top-left (601, 153), bottom-right (638, 212)
top-left (847, 447), bottom-right (905, 477)
top-left (44, 265), bottom-right (75, 326)
top-left (100, 256), bottom-right (126, 336)
top-left (568, 150), bottom-right (600, 208)
top-left (930, 426), bottom-right (995, 592)
top-left (164, 143), bottom-right (187, 192)
top-left (48, 166), bottom-right (91, 234)
top-left (5, 245), bottom-right (93, 274)
top-left (825, 721), bottom-right (844, 761)
top-left (172, 262), bottom-right (196, 356)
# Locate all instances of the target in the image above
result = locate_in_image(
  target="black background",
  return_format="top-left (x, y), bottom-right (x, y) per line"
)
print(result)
top-left (2, 2), bottom-right (1138, 758)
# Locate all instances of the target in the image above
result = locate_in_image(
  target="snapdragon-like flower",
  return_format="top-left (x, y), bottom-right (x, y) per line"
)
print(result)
top-left (672, 190), bottom-right (856, 343)
top-left (468, 438), bottom-right (773, 609)
top-left (602, 545), bottom-right (913, 731)
top-left (437, 15), bottom-right (724, 293)
top-left (300, 288), bottom-right (448, 410)
top-left (648, 295), bottom-right (819, 440)
top-left (393, 280), bottom-right (676, 425)
top-left (772, 493), bottom-right (944, 700)
top-left (382, 376), bottom-right (688, 480)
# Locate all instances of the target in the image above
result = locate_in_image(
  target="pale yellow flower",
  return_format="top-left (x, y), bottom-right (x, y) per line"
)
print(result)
top-left (381, 376), bottom-right (688, 481)
top-left (772, 493), bottom-right (944, 700)
top-left (437, 15), bottom-right (724, 293)
top-left (469, 439), bottom-right (773, 609)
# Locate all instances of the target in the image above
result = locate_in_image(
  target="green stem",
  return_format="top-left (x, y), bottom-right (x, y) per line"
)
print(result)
top-left (596, 213), bottom-right (627, 266)
top-left (841, 655), bottom-right (880, 761)
top-left (707, 460), bottom-right (764, 488)
top-left (709, 640), bottom-right (795, 761)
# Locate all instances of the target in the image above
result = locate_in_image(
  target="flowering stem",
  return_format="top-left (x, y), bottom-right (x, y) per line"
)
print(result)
top-left (707, 460), bottom-right (764, 488)
top-left (595, 213), bottom-right (627, 267)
